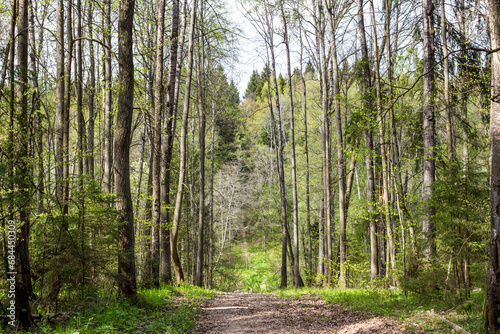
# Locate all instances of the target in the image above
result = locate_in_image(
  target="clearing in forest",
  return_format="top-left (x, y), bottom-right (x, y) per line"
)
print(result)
top-left (194, 292), bottom-right (403, 333)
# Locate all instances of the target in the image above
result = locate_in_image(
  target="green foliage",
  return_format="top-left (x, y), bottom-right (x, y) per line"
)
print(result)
top-left (244, 69), bottom-right (263, 99)
top-left (213, 236), bottom-right (281, 292)
top-left (29, 176), bottom-right (120, 307)
top-left (277, 74), bottom-right (287, 95)
top-left (213, 70), bottom-right (247, 163)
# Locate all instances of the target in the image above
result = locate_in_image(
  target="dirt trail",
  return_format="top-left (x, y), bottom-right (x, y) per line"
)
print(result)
top-left (194, 292), bottom-right (404, 333)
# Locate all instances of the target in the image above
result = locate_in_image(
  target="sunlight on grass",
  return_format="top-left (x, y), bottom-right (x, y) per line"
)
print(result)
top-left (275, 287), bottom-right (486, 333)
top-left (21, 285), bottom-right (215, 334)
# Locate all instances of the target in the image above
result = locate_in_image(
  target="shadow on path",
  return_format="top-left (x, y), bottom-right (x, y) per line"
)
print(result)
top-left (194, 292), bottom-right (404, 333)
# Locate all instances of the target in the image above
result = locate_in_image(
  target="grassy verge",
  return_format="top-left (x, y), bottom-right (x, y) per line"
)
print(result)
top-left (277, 287), bottom-right (485, 333)
top-left (3, 285), bottom-right (214, 333)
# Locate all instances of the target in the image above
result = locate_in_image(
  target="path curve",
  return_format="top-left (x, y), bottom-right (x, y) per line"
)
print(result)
top-left (194, 292), bottom-right (404, 333)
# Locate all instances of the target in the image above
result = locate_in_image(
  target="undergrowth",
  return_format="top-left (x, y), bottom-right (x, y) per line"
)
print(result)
top-left (2, 285), bottom-right (214, 333)
top-left (277, 287), bottom-right (485, 333)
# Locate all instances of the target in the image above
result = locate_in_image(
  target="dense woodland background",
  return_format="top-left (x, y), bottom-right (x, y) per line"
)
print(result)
top-left (4, 0), bottom-right (500, 331)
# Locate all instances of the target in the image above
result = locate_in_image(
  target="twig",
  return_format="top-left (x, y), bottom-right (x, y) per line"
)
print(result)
top-left (428, 310), bottom-right (471, 334)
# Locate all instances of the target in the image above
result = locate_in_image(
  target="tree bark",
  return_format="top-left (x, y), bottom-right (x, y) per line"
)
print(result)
top-left (487, 1), bottom-right (500, 331)
top-left (87, 1), bottom-right (96, 176)
top-left (299, 21), bottom-right (312, 284)
top-left (62, 0), bottom-right (73, 227)
top-left (325, 0), bottom-right (347, 288)
top-left (115, 0), bottom-right (137, 297)
top-left (369, 0), bottom-right (394, 284)
top-left (161, 0), bottom-right (184, 285)
top-left (103, 0), bottom-right (113, 193)
top-left (385, 0), bottom-right (398, 284)
top-left (160, 0), bottom-right (181, 285)
top-left (357, 0), bottom-right (377, 282)
top-left (171, 0), bottom-right (198, 285)
top-left (441, 0), bottom-right (453, 160)
top-left (30, 0), bottom-right (44, 214)
top-left (281, 2), bottom-right (301, 288)
top-left (15, 0), bottom-right (33, 327)
top-left (55, 0), bottom-right (65, 207)
top-left (152, 0), bottom-right (166, 288)
top-left (195, 12), bottom-right (206, 286)
top-left (317, 0), bottom-right (332, 285)
top-left (208, 103), bottom-right (216, 289)
top-left (422, 0), bottom-right (436, 258)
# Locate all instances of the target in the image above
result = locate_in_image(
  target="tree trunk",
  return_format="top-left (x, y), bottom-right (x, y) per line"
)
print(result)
top-left (357, 0), bottom-right (377, 282)
top-left (160, 0), bottom-right (181, 285)
top-left (385, 0), bottom-right (398, 284)
top-left (281, 2), bottom-right (301, 288)
top-left (171, 0), bottom-right (198, 285)
top-left (103, 0), bottom-right (113, 193)
top-left (260, 2), bottom-right (288, 289)
top-left (317, 0), bottom-right (332, 285)
top-left (487, 1), bottom-right (500, 331)
top-left (195, 13), bottom-right (206, 286)
top-left (142, 139), bottom-right (154, 287)
top-left (161, 0), bottom-right (184, 285)
top-left (422, 0), bottom-right (436, 258)
top-left (325, 0), bottom-right (346, 288)
top-left (15, 0), bottom-right (33, 327)
top-left (30, 0), bottom-right (44, 214)
top-left (299, 22), bottom-right (312, 284)
top-left (152, 0), bottom-right (166, 288)
top-left (441, 0), bottom-right (453, 160)
top-left (115, 0), bottom-right (137, 297)
top-left (208, 103), bottom-right (216, 289)
top-left (76, 0), bottom-right (84, 180)
top-left (62, 0), bottom-right (73, 226)
top-left (369, 0), bottom-right (394, 284)
top-left (87, 1), bottom-right (96, 176)
top-left (55, 0), bottom-right (65, 208)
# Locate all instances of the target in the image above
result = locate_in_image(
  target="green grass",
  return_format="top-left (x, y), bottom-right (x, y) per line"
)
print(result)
top-left (214, 239), bottom-right (281, 292)
top-left (5, 285), bottom-right (215, 333)
top-left (276, 287), bottom-right (486, 333)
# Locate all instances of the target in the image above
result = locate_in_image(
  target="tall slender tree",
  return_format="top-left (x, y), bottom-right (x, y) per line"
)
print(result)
top-left (195, 1), bottom-right (207, 286)
top-left (115, 0), bottom-right (137, 297)
top-left (171, 0), bottom-right (198, 285)
top-left (357, 0), bottom-right (378, 281)
top-left (298, 14), bottom-right (313, 283)
top-left (15, 0), bottom-right (33, 327)
top-left (422, 0), bottom-right (436, 258)
top-left (280, 1), bottom-right (301, 288)
top-left (487, 0), bottom-right (500, 330)
top-left (152, 0), bottom-right (166, 288)
top-left (103, 0), bottom-right (113, 193)
top-left (87, 1), bottom-right (96, 176)
top-left (160, 0), bottom-right (181, 285)
top-left (325, 0), bottom-right (348, 287)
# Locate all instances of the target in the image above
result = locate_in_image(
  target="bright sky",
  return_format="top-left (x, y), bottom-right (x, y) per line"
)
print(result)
top-left (224, 0), bottom-right (264, 97)
top-left (223, 0), bottom-right (306, 98)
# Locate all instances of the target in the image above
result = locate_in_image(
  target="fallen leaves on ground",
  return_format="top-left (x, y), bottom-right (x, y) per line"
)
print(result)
top-left (193, 292), bottom-right (408, 333)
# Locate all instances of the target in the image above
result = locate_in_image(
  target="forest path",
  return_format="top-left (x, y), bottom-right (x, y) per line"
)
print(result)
top-left (193, 292), bottom-right (404, 333)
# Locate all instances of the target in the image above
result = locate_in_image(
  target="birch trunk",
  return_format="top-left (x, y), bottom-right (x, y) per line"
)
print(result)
top-left (422, 0), bottom-right (436, 258)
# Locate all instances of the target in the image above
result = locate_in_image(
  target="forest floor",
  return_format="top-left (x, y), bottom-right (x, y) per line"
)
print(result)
top-left (193, 292), bottom-right (405, 333)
